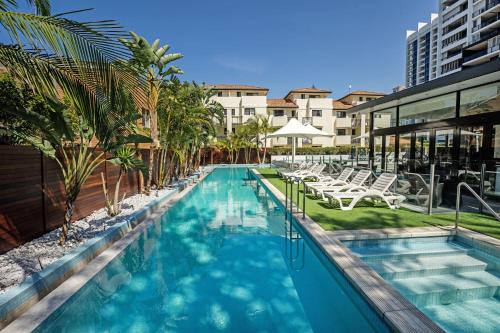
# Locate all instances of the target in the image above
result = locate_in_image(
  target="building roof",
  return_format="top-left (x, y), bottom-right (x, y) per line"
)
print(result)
top-left (267, 99), bottom-right (298, 108)
top-left (348, 58), bottom-right (500, 115)
top-left (285, 87), bottom-right (332, 98)
top-left (339, 90), bottom-right (386, 101)
top-left (209, 84), bottom-right (269, 91)
top-left (332, 100), bottom-right (352, 110)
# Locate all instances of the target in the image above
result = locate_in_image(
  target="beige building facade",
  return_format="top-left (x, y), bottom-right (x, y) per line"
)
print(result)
top-left (210, 84), bottom-right (385, 148)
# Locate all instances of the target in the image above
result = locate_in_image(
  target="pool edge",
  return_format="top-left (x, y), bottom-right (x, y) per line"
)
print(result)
top-left (251, 169), bottom-right (445, 333)
top-left (0, 170), bottom-right (211, 332)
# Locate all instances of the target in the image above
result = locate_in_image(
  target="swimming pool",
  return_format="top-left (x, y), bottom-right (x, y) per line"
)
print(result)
top-left (33, 168), bottom-right (388, 332)
top-left (344, 235), bottom-right (500, 333)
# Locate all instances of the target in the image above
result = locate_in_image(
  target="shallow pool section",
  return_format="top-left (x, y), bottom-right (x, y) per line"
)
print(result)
top-left (34, 168), bottom-right (388, 333)
top-left (344, 236), bottom-right (500, 333)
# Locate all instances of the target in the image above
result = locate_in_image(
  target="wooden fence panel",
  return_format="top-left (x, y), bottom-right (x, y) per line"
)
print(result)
top-left (43, 155), bottom-right (66, 231)
top-left (0, 146), bottom-right (44, 253)
top-left (0, 146), bottom-right (142, 254)
top-left (72, 159), bottom-right (106, 221)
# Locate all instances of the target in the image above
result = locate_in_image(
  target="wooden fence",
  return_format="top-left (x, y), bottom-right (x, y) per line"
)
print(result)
top-left (0, 146), bottom-right (267, 254)
top-left (0, 145), bottom-right (142, 254)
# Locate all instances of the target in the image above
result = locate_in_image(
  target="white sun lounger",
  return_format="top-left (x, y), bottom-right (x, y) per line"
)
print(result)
top-left (313, 169), bottom-right (371, 199)
top-left (281, 163), bottom-right (318, 178)
top-left (324, 173), bottom-right (405, 211)
top-left (305, 167), bottom-right (355, 193)
top-left (282, 163), bottom-right (322, 179)
top-left (291, 164), bottom-right (327, 181)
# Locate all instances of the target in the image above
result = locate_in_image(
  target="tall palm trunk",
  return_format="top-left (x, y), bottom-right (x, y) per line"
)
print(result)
top-left (146, 78), bottom-right (160, 193)
top-left (60, 199), bottom-right (74, 245)
top-left (261, 138), bottom-right (268, 164)
top-left (256, 134), bottom-right (261, 164)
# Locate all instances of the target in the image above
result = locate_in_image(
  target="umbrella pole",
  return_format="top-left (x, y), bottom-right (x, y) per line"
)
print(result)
top-left (292, 137), bottom-right (296, 166)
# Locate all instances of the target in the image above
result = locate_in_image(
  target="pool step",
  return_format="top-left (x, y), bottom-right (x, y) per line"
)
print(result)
top-left (390, 271), bottom-right (500, 307)
top-left (421, 297), bottom-right (500, 333)
top-left (357, 247), bottom-right (470, 263)
top-left (370, 254), bottom-right (489, 279)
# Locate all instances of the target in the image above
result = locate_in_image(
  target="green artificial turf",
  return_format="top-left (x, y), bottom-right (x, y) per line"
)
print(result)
top-left (256, 168), bottom-right (500, 239)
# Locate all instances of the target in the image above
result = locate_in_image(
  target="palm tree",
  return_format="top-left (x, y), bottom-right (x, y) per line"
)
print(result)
top-left (103, 146), bottom-right (146, 216)
top-left (9, 100), bottom-right (150, 244)
top-left (157, 81), bottom-right (223, 182)
top-left (247, 114), bottom-right (272, 163)
top-left (120, 32), bottom-right (183, 193)
top-left (0, 3), bottom-right (150, 244)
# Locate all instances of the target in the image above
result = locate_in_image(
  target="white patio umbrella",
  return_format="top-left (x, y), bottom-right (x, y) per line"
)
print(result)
top-left (266, 118), bottom-right (333, 165)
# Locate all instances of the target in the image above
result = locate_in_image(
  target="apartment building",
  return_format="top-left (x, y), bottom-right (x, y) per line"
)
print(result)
top-left (210, 85), bottom-right (385, 148)
top-left (406, 0), bottom-right (500, 88)
top-left (406, 14), bottom-right (440, 87)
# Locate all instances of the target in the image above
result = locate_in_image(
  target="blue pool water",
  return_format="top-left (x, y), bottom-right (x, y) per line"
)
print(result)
top-left (344, 236), bottom-right (500, 333)
top-left (35, 168), bottom-right (388, 333)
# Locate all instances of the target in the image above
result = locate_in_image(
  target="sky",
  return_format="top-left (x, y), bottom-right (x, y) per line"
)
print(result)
top-left (18, 0), bottom-right (438, 99)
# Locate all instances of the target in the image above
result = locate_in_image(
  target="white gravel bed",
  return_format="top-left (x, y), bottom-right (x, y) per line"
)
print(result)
top-left (0, 188), bottom-right (174, 294)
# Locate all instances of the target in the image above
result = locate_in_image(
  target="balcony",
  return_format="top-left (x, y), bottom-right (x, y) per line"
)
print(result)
top-left (472, 13), bottom-right (500, 33)
top-left (271, 116), bottom-right (288, 127)
top-left (335, 135), bottom-right (352, 146)
top-left (335, 117), bottom-right (352, 128)
top-left (473, 0), bottom-right (500, 18)
top-left (301, 117), bottom-right (312, 125)
top-left (231, 116), bottom-right (243, 124)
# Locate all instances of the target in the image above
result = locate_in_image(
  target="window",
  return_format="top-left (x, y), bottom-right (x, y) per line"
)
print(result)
top-left (244, 108), bottom-right (256, 116)
top-left (492, 125), bottom-right (500, 159)
top-left (236, 91), bottom-right (241, 97)
top-left (217, 92), bottom-right (222, 97)
top-left (310, 95), bottom-right (319, 98)
top-left (460, 82), bottom-right (500, 117)
top-left (312, 110), bottom-right (322, 117)
top-left (246, 92), bottom-right (258, 96)
top-left (359, 97), bottom-right (364, 101)
top-left (287, 137), bottom-right (293, 145)
top-left (232, 128), bottom-right (236, 134)
top-left (435, 129), bottom-right (454, 165)
top-left (460, 126), bottom-right (483, 171)
top-left (336, 111), bottom-right (346, 118)
top-left (223, 109), bottom-right (227, 116)
top-left (231, 109), bottom-right (236, 116)
top-left (291, 110), bottom-right (297, 117)
top-left (224, 128), bottom-right (227, 135)
top-left (273, 110), bottom-right (284, 117)
top-left (337, 129), bottom-right (347, 135)
top-left (301, 94), bottom-right (306, 99)
top-left (373, 107), bottom-right (397, 128)
top-left (351, 129), bottom-right (356, 135)
top-left (399, 93), bottom-right (456, 126)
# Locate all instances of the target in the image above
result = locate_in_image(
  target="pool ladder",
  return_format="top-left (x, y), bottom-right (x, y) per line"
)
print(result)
top-left (284, 177), bottom-right (305, 271)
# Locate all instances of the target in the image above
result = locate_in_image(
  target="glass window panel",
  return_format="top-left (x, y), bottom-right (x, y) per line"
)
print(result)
top-left (459, 126), bottom-right (483, 172)
top-left (384, 135), bottom-right (396, 172)
top-left (398, 133), bottom-right (412, 172)
top-left (399, 93), bottom-right (456, 125)
top-left (373, 107), bottom-right (396, 128)
top-left (492, 125), bottom-right (500, 159)
top-left (415, 131), bottom-right (430, 172)
top-left (460, 82), bottom-right (500, 117)
top-left (435, 129), bottom-right (454, 168)
top-left (373, 136), bottom-right (383, 172)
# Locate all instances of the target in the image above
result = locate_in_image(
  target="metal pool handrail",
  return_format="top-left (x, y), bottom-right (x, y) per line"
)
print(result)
top-left (456, 182), bottom-right (500, 229)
